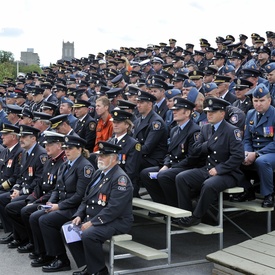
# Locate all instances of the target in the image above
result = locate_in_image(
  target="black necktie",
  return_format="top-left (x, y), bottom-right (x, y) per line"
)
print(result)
top-left (212, 125), bottom-right (215, 134)
top-left (177, 126), bottom-right (182, 135)
top-left (257, 113), bottom-right (262, 124)
top-left (114, 138), bottom-right (118, 144)
top-left (64, 162), bottom-right (71, 175)
top-left (90, 173), bottom-right (104, 189)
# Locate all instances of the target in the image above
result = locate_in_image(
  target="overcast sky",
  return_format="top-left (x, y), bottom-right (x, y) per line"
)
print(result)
top-left (1, 0), bottom-right (274, 66)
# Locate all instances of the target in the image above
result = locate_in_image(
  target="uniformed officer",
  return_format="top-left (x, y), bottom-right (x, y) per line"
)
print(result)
top-left (59, 96), bottom-right (78, 128)
top-left (31, 86), bottom-right (45, 112)
top-left (233, 84), bottom-right (275, 207)
top-left (5, 131), bottom-right (66, 255)
top-left (147, 77), bottom-right (169, 121)
top-left (108, 109), bottom-right (141, 195)
top-left (67, 141), bottom-right (133, 275)
top-left (133, 90), bottom-right (168, 171)
top-left (175, 97), bottom-right (244, 227)
top-left (32, 111), bottom-right (52, 146)
top-left (73, 99), bottom-right (97, 152)
top-left (50, 114), bottom-right (79, 136)
top-left (0, 124), bottom-right (23, 243)
top-left (0, 125), bottom-right (47, 246)
top-left (29, 135), bottom-right (94, 272)
top-left (0, 124), bottom-right (23, 193)
top-left (140, 97), bottom-right (203, 207)
top-left (232, 78), bottom-right (254, 114)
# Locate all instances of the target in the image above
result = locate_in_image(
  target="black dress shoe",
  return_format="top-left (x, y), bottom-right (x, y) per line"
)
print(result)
top-left (17, 242), bottom-right (34, 253)
top-left (230, 188), bottom-right (255, 202)
top-left (262, 194), bottom-right (274, 208)
top-left (29, 252), bottom-right (39, 259)
top-left (31, 255), bottom-right (55, 267)
top-left (177, 216), bottom-right (201, 227)
top-left (73, 266), bottom-right (88, 275)
top-left (8, 239), bottom-right (26, 249)
top-left (0, 233), bottom-right (14, 244)
top-left (42, 258), bottom-right (71, 272)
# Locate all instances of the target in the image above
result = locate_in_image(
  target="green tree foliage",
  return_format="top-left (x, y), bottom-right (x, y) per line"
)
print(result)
top-left (0, 50), bottom-right (42, 82)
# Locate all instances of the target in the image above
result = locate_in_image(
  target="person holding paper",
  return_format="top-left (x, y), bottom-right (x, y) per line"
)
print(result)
top-left (67, 141), bottom-right (133, 275)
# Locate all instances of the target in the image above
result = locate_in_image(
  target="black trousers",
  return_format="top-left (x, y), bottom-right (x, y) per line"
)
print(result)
top-left (141, 166), bottom-right (184, 206)
top-left (5, 199), bottom-right (28, 241)
top-left (30, 210), bottom-right (69, 256)
top-left (176, 167), bottom-right (237, 218)
top-left (65, 223), bottom-right (116, 273)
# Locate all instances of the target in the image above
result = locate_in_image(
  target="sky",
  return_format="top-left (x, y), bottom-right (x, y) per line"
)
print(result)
top-left (1, 0), bottom-right (274, 67)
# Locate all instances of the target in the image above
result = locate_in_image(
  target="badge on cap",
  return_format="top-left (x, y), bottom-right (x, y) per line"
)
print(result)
top-left (208, 99), bottom-right (213, 105)
top-left (99, 143), bottom-right (104, 149)
top-left (138, 91), bottom-right (141, 96)
top-left (65, 137), bottom-right (69, 142)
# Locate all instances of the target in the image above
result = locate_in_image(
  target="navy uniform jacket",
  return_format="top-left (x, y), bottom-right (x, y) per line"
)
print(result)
top-left (225, 105), bottom-right (246, 132)
top-left (49, 155), bottom-right (94, 219)
top-left (31, 100), bottom-right (44, 112)
top-left (133, 110), bottom-right (168, 167)
top-left (193, 119), bottom-right (244, 181)
top-left (0, 143), bottom-right (23, 190)
top-left (108, 134), bottom-right (141, 184)
top-left (232, 97), bottom-right (253, 114)
top-left (45, 93), bottom-right (58, 104)
top-left (164, 120), bottom-right (203, 169)
top-left (154, 99), bottom-right (169, 121)
top-left (13, 143), bottom-right (47, 195)
top-left (223, 91), bottom-right (237, 104)
top-left (243, 105), bottom-right (275, 153)
top-left (74, 114), bottom-right (97, 152)
top-left (73, 165), bottom-right (133, 230)
top-left (25, 151), bottom-right (66, 204)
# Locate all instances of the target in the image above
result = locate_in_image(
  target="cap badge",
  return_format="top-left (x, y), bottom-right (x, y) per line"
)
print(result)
top-left (138, 91), bottom-right (141, 96)
top-left (168, 90), bottom-right (172, 94)
top-left (208, 99), bottom-right (213, 106)
top-left (237, 79), bottom-right (241, 85)
top-left (174, 99), bottom-right (177, 104)
top-left (65, 137), bottom-right (69, 142)
top-left (194, 71), bottom-right (197, 76)
top-left (20, 126), bottom-right (23, 132)
top-left (114, 112), bottom-right (118, 116)
top-left (99, 143), bottom-right (104, 149)
top-left (259, 88), bottom-right (263, 93)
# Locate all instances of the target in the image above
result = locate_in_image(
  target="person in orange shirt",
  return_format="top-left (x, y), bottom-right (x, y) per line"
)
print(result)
top-left (93, 96), bottom-right (113, 152)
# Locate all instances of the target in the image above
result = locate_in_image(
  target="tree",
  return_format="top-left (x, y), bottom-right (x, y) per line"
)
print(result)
top-left (0, 51), bottom-right (14, 63)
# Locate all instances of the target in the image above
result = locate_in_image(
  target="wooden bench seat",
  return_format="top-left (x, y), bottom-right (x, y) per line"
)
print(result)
top-left (206, 231), bottom-right (275, 274)
top-left (133, 209), bottom-right (223, 235)
top-left (114, 240), bottom-right (168, 261)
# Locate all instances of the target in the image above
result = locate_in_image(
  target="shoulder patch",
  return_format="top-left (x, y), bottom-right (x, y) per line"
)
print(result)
top-left (84, 166), bottom-right (93, 178)
top-left (229, 114), bottom-right (239, 124)
top-left (89, 122), bottom-right (96, 131)
top-left (135, 143), bottom-right (141, 151)
top-left (194, 132), bottom-right (200, 141)
top-left (152, 121), bottom-right (161, 130)
top-left (118, 175), bottom-right (127, 186)
top-left (234, 129), bottom-right (242, 141)
top-left (40, 154), bottom-right (48, 164)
